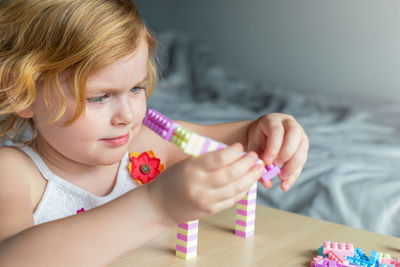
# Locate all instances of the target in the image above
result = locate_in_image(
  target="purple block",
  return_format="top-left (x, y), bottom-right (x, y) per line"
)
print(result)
top-left (216, 143), bottom-right (227, 150)
top-left (143, 109), bottom-right (178, 141)
top-left (176, 244), bottom-right (198, 253)
top-left (177, 221), bottom-right (199, 230)
top-left (200, 139), bottom-right (211, 155)
top-left (177, 233), bottom-right (198, 242)
top-left (235, 229), bottom-right (254, 238)
top-left (144, 109), bottom-right (281, 185)
top-left (314, 259), bottom-right (343, 267)
top-left (261, 164), bottom-right (280, 182)
top-left (236, 208), bottom-right (256, 216)
top-left (235, 219), bottom-right (255, 227)
top-left (238, 198), bottom-right (257, 205)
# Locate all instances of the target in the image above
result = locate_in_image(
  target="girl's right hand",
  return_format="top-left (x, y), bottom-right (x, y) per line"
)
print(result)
top-left (146, 143), bottom-right (265, 225)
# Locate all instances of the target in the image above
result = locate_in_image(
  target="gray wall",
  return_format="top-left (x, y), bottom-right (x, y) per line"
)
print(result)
top-left (136, 0), bottom-right (400, 102)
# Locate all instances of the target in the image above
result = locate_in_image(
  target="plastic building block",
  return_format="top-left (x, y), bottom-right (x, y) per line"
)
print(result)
top-left (327, 251), bottom-right (349, 265)
top-left (368, 250), bottom-right (382, 265)
top-left (381, 254), bottom-right (396, 265)
top-left (142, 109), bottom-right (178, 141)
top-left (311, 255), bottom-right (324, 267)
top-left (354, 248), bottom-right (369, 261)
top-left (235, 182), bottom-right (257, 238)
top-left (344, 256), bottom-right (374, 267)
top-left (176, 220), bottom-right (199, 260)
top-left (314, 259), bottom-right (349, 267)
top-left (318, 245), bottom-right (327, 256)
top-left (323, 241), bottom-right (354, 257)
top-left (312, 242), bottom-right (399, 267)
top-left (143, 109), bottom-right (280, 183)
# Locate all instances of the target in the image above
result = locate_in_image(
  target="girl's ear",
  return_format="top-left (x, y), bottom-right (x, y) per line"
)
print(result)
top-left (17, 107), bottom-right (35, 118)
top-left (4, 70), bottom-right (35, 119)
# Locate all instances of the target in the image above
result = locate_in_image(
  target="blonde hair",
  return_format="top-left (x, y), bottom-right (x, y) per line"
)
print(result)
top-left (0, 0), bottom-right (157, 143)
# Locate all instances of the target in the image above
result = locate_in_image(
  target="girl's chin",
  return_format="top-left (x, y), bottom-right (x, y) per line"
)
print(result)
top-left (93, 150), bottom-right (128, 166)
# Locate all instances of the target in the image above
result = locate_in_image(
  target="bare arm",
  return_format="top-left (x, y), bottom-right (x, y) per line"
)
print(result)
top-left (175, 113), bottom-right (309, 191)
top-left (0, 186), bottom-right (170, 266)
top-left (177, 120), bottom-right (253, 149)
top-left (0, 148), bottom-right (172, 267)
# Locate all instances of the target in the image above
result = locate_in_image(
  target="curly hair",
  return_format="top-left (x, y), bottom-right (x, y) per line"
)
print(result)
top-left (0, 0), bottom-right (157, 143)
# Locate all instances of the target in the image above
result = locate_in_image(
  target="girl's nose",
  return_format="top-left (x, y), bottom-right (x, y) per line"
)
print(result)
top-left (111, 98), bottom-right (135, 126)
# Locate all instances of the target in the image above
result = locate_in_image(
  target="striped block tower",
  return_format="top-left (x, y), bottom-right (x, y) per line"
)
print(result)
top-left (176, 220), bottom-right (199, 260)
top-left (235, 182), bottom-right (257, 238)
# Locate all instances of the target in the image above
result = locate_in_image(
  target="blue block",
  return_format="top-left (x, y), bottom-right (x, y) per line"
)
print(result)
top-left (354, 248), bottom-right (369, 261)
top-left (346, 256), bottom-right (374, 267)
top-left (369, 251), bottom-right (382, 265)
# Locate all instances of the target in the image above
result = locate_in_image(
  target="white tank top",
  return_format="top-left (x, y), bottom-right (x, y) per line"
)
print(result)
top-left (16, 146), bottom-right (139, 225)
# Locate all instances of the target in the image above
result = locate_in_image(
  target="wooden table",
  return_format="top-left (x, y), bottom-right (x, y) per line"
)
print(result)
top-left (109, 205), bottom-right (400, 266)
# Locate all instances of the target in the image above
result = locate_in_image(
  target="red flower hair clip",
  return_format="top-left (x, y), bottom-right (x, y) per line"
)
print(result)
top-left (128, 150), bottom-right (165, 185)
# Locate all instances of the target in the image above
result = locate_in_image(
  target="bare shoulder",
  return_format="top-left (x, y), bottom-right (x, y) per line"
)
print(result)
top-left (130, 125), bottom-right (188, 167)
top-left (0, 146), bottom-right (43, 241)
top-left (0, 146), bottom-right (39, 174)
top-left (0, 145), bottom-right (31, 162)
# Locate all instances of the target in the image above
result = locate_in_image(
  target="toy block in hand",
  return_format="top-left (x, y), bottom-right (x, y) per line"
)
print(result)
top-left (143, 109), bottom-right (280, 182)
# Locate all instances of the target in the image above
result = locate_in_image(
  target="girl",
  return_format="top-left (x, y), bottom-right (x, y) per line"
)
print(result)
top-left (0, 0), bottom-right (309, 266)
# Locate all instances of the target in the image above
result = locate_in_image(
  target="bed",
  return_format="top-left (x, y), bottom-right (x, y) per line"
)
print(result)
top-left (149, 31), bottom-right (400, 237)
top-left (3, 31), bottom-right (398, 238)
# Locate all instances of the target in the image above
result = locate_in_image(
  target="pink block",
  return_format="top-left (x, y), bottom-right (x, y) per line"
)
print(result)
top-left (311, 255), bottom-right (324, 267)
top-left (216, 143), bottom-right (227, 150)
top-left (177, 233), bottom-right (198, 242)
top-left (328, 251), bottom-right (349, 265)
top-left (176, 244), bottom-right (198, 253)
top-left (177, 221), bottom-right (199, 230)
top-left (261, 165), bottom-right (280, 182)
top-left (381, 258), bottom-right (397, 264)
top-left (238, 199), bottom-right (257, 205)
top-left (323, 241), bottom-right (354, 257)
top-left (235, 219), bottom-right (255, 227)
top-left (200, 139), bottom-right (211, 154)
top-left (235, 229), bottom-right (254, 238)
top-left (236, 208), bottom-right (256, 216)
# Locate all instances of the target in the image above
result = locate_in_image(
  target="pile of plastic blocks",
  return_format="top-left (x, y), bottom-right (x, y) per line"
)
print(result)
top-left (310, 241), bottom-right (400, 267)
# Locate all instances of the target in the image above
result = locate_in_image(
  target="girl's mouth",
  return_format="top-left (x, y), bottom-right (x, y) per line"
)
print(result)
top-left (100, 132), bottom-right (130, 147)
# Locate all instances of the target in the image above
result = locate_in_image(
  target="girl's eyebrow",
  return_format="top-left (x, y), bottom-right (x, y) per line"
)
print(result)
top-left (87, 76), bottom-right (148, 94)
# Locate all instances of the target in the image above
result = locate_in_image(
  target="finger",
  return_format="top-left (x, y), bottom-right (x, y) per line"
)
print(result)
top-left (278, 137), bottom-right (308, 180)
top-left (262, 120), bottom-right (284, 165)
top-left (259, 177), bottom-right (273, 189)
top-left (274, 119), bottom-right (303, 166)
top-left (198, 142), bottom-right (244, 171)
top-left (206, 180), bottom-right (259, 215)
top-left (203, 190), bottom-right (248, 216)
top-left (280, 166), bottom-right (302, 191)
top-left (211, 163), bottom-right (264, 203)
top-left (210, 151), bottom-right (260, 188)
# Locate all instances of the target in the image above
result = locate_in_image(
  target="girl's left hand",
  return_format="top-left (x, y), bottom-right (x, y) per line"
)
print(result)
top-left (247, 113), bottom-right (309, 191)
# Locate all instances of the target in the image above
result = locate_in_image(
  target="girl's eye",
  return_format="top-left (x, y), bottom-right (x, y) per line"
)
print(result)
top-left (86, 95), bottom-right (108, 104)
top-left (130, 86), bottom-right (145, 94)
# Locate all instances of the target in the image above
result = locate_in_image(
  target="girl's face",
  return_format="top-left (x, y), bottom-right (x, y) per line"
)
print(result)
top-left (31, 38), bottom-right (149, 166)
